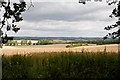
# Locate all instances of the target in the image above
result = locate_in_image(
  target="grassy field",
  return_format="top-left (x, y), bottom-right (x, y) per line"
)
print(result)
top-left (2, 51), bottom-right (120, 79)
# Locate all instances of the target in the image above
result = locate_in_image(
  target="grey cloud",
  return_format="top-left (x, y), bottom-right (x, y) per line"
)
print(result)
top-left (16, 20), bottom-right (111, 35)
top-left (8, 2), bottom-right (116, 37)
top-left (22, 2), bottom-right (114, 22)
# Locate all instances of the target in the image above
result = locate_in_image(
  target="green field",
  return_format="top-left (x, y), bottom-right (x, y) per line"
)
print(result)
top-left (2, 52), bottom-right (120, 79)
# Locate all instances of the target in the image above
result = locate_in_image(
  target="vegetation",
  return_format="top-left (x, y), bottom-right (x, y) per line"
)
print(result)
top-left (4, 39), bottom-right (69, 46)
top-left (27, 40), bottom-right (32, 45)
top-left (36, 39), bottom-right (53, 45)
top-left (20, 40), bottom-right (29, 46)
top-left (4, 40), bottom-right (32, 46)
top-left (79, 0), bottom-right (120, 39)
top-left (66, 43), bottom-right (88, 48)
top-left (5, 40), bottom-right (18, 46)
top-left (2, 52), bottom-right (120, 79)
top-left (4, 39), bottom-right (119, 47)
top-left (104, 1), bottom-right (120, 39)
top-left (0, 1), bottom-right (27, 44)
top-left (71, 39), bottom-right (120, 45)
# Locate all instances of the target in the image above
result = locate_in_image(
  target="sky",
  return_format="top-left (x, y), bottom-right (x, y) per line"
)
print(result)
top-left (7, 1), bottom-right (117, 37)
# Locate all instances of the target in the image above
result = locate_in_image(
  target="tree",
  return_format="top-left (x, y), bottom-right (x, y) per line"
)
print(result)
top-left (104, 0), bottom-right (120, 40)
top-left (0, 0), bottom-right (26, 47)
top-left (27, 40), bottom-right (32, 45)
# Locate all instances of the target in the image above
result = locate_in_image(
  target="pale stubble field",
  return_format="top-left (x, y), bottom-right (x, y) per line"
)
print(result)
top-left (1, 44), bottom-right (119, 56)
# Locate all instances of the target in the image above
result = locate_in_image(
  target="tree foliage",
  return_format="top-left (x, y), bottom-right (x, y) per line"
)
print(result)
top-left (104, 0), bottom-right (120, 39)
top-left (0, 0), bottom-right (26, 44)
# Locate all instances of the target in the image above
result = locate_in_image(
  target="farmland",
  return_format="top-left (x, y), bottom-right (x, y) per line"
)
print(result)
top-left (1, 38), bottom-right (119, 55)
top-left (2, 44), bottom-right (118, 55)
top-left (1, 38), bottom-right (119, 79)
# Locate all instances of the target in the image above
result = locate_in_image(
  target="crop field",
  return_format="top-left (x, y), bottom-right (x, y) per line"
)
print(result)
top-left (1, 43), bottom-right (119, 79)
top-left (2, 44), bottom-right (119, 55)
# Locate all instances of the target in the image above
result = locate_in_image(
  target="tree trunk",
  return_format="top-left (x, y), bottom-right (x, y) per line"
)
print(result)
top-left (0, 29), bottom-right (2, 48)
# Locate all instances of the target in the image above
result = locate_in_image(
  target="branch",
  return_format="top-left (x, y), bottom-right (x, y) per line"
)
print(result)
top-left (27, 0), bottom-right (34, 10)
top-left (0, 0), bottom-right (10, 29)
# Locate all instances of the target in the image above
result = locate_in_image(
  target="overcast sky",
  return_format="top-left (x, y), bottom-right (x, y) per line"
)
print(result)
top-left (7, 1), bottom-right (117, 37)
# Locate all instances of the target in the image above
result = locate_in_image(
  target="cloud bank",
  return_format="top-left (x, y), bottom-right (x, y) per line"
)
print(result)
top-left (8, 2), bottom-right (116, 37)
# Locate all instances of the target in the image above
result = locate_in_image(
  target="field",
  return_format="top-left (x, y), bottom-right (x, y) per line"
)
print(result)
top-left (1, 40), bottom-right (119, 79)
top-left (2, 44), bottom-right (118, 55)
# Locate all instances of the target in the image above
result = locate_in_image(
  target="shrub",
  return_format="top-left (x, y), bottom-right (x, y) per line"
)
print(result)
top-left (5, 40), bottom-right (18, 46)
top-left (36, 39), bottom-right (53, 45)
top-left (27, 40), bottom-right (32, 45)
top-left (20, 40), bottom-right (28, 46)
top-left (66, 43), bottom-right (88, 48)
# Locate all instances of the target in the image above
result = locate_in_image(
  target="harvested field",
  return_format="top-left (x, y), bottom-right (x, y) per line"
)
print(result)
top-left (1, 44), bottom-right (119, 55)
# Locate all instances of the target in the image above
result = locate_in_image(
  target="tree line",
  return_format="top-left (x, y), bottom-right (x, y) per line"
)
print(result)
top-left (4, 39), bottom-right (54, 46)
top-left (4, 39), bottom-right (119, 46)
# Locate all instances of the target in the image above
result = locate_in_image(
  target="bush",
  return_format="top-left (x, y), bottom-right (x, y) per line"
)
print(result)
top-left (5, 40), bottom-right (18, 46)
top-left (66, 43), bottom-right (88, 48)
top-left (36, 39), bottom-right (53, 45)
top-left (21, 40), bottom-right (28, 46)
top-left (27, 40), bottom-right (32, 45)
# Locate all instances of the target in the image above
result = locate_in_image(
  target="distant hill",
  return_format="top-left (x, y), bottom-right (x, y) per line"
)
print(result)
top-left (12, 37), bottom-right (107, 40)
